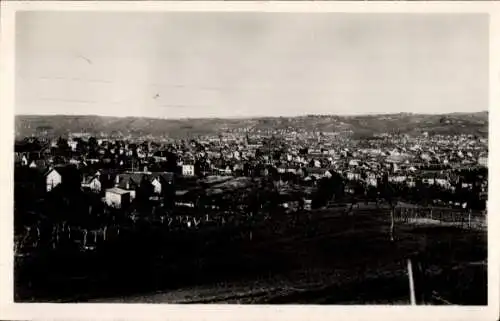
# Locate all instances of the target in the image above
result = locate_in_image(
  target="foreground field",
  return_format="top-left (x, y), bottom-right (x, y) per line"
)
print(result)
top-left (15, 204), bottom-right (487, 304)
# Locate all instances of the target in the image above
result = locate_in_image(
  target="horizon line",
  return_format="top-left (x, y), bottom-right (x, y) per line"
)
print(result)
top-left (15, 110), bottom-right (489, 121)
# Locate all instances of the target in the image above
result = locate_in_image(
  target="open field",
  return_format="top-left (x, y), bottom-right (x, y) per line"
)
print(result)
top-left (15, 204), bottom-right (487, 304)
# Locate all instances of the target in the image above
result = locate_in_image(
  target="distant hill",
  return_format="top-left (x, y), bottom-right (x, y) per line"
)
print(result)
top-left (15, 112), bottom-right (489, 139)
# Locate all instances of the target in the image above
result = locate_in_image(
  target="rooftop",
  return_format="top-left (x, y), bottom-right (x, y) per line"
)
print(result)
top-left (105, 187), bottom-right (130, 195)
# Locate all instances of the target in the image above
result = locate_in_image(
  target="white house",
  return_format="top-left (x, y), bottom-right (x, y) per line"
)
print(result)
top-left (346, 172), bottom-right (361, 181)
top-left (389, 175), bottom-right (407, 183)
top-left (435, 178), bottom-right (451, 189)
top-left (348, 159), bottom-right (360, 167)
top-left (366, 177), bottom-right (378, 187)
top-left (182, 164), bottom-right (195, 176)
top-left (45, 168), bottom-right (62, 192)
top-left (21, 155), bottom-right (28, 166)
top-left (105, 187), bottom-right (130, 208)
top-left (68, 140), bottom-right (78, 152)
top-left (478, 156), bottom-right (488, 167)
top-left (151, 177), bottom-right (162, 194)
top-left (82, 175), bottom-right (102, 193)
top-left (423, 178), bottom-right (435, 185)
top-left (420, 153), bottom-right (431, 161)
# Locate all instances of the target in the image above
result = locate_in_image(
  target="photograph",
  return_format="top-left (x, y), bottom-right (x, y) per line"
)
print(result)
top-left (1, 2), bottom-right (499, 320)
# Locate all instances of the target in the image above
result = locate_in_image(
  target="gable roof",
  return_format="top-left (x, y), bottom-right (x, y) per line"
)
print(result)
top-left (82, 174), bottom-right (100, 184)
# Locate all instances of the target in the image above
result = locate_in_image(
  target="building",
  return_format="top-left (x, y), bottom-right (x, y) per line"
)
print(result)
top-left (105, 187), bottom-right (131, 208)
top-left (82, 174), bottom-right (102, 193)
top-left (346, 171), bottom-right (361, 181)
top-left (304, 199), bottom-right (312, 211)
top-left (182, 164), bottom-right (195, 176)
top-left (478, 156), bottom-right (488, 167)
top-left (45, 168), bottom-right (62, 192)
top-left (115, 173), bottom-right (142, 200)
top-left (151, 177), bottom-right (162, 194)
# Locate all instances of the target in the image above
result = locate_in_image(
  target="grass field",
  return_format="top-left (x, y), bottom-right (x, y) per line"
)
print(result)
top-left (15, 203), bottom-right (487, 304)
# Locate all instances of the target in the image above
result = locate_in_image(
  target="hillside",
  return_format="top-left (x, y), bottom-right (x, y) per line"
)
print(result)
top-left (15, 112), bottom-right (489, 139)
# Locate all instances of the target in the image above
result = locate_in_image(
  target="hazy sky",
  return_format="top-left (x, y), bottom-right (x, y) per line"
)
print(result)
top-left (16, 12), bottom-right (488, 118)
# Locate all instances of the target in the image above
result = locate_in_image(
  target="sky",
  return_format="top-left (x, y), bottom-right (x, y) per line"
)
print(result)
top-left (15, 12), bottom-right (489, 118)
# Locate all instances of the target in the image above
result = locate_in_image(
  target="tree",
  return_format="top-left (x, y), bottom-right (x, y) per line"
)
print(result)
top-left (56, 137), bottom-right (71, 157)
top-left (166, 152), bottom-right (179, 173)
top-left (136, 176), bottom-right (154, 212)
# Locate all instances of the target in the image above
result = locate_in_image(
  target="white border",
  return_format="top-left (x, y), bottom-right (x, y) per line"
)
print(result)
top-left (1, 2), bottom-right (499, 321)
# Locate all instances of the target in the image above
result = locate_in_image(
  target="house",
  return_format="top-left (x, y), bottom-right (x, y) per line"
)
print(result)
top-left (346, 171), bottom-right (361, 181)
top-left (68, 140), bottom-right (78, 152)
top-left (366, 177), bottom-right (378, 187)
top-left (21, 155), bottom-right (28, 166)
top-left (115, 173), bottom-right (143, 200)
top-left (115, 171), bottom-right (175, 198)
top-left (478, 156), bottom-right (488, 167)
top-left (306, 167), bottom-right (330, 179)
top-left (69, 158), bottom-right (82, 167)
top-left (304, 199), bottom-right (312, 211)
top-left (388, 175), bottom-right (407, 183)
top-left (149, 172), bottom-right (175, 194)
top-left (407, 177), bottom-right (416, 188)
top-left (182, 164), bottom-right (195, 176)
top-left (422, 178), bottom-right (435, 185)
top-left (348, 159), bottom-right (360, 167)
top-left (150, 176), bottom-right (162, 194)
top-left (45, 168), bottom-right (62, 192)
top-left (29, 159), bottom-right (48, 170)
top-left (435, 178), bottom-right (451, 189)
top-left (105, 187), bottom-right (131, 208)
top-left (82, 173), bottom-right (102, 193)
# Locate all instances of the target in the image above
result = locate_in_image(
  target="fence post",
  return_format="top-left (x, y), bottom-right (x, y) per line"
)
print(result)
top-left (407, 259), bottom-right (417, 305)
top-left (468, 209), bottom-right (472, 229)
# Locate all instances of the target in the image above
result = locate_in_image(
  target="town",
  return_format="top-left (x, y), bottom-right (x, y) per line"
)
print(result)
top-left (14, 115), bottom-right (488, 304)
